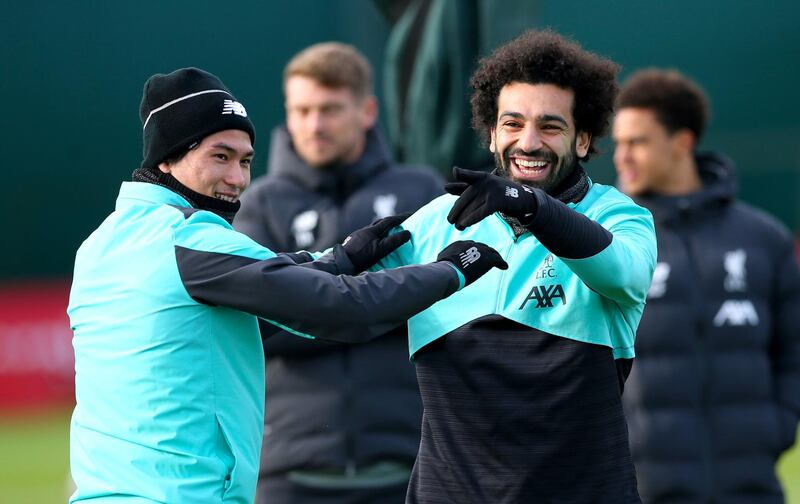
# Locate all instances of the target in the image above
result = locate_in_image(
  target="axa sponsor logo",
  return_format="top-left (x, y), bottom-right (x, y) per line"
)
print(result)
top-left (713, 299), bottom-right (759, 326)
top-left (519, 284), bottom-right (566, 309)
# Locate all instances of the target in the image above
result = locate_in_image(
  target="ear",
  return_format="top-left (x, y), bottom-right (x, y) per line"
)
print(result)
top-left (360, 95), bottom-right (378, 129)
top-left (576, 131), bottom-right (591, 158)
top-left (672, 129), bottom-right (696, 155)
top-left (489, 128), bottom-right (497, 153)
top-left (157, 162), bottom-right (171, 174)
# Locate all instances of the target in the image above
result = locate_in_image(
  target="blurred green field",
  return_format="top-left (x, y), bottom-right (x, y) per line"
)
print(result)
top-left (0, 408), bottom-right (797, 503)
top-left (0, 408), bottom-right (73, 503)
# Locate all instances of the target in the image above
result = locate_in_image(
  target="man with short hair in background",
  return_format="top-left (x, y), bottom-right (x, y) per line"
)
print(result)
top-left (235, 42), bottom-right (444, 504)
top-left (613, 68), bottom-right (800, 503)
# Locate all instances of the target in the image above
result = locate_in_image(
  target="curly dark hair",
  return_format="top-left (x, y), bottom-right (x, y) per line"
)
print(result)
top-left (617, 69), bottom-right (709, 141)
top-left (470, 30), bottom-right (619, 161)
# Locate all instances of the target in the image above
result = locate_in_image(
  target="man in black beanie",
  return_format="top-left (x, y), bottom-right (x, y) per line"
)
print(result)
top-left (133, 67), bottom-right (257, 223)
top-left (66, 67), bottom-right (507, 503)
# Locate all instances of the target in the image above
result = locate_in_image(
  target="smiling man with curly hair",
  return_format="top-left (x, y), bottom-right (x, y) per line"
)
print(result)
top-left (374, 30), bottom-right (655, 503)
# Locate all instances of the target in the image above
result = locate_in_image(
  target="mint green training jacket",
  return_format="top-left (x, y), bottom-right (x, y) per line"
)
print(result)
top-left (67, 182), bottom-right (460, 503)
top-left (378, 181), bottom-right (657, 359)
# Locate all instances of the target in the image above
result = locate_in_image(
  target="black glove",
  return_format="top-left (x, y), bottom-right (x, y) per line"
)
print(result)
top-left (436, 240), bottom-right (508, 287)
top-left (342, 213), bottom-right (412, 273)
top-left (445, 167), bottom-right (540, 230)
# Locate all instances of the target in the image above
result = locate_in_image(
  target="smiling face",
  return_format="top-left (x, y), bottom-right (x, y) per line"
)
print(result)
top-left (613, 107), bottom-right (686, 196)
top-left (490, 82), bottom-right (590, 192)
top-left (158, 129), bottom-right (253, 202)
top-left (285, 75), bottom-right (377, 168)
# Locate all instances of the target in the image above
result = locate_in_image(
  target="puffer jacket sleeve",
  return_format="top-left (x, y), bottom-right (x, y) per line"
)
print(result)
top-left (771, 235), bottom-right (800, 452)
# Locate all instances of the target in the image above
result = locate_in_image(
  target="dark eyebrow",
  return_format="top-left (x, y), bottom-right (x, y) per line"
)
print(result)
top-left (210, 143), bottom-right (255, 157)
top-left (497, 112), bottom-right (569, 128)
top-left (539, 114), bottom-right (568, 127)
top-left (498, 111), bottom-right (525, 121)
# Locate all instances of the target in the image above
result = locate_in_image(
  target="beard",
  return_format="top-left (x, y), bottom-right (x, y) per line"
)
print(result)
top-left (495, 136), bottom-right (579, 193)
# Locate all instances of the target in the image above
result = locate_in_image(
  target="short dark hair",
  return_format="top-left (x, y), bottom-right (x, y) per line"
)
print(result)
top-left (470, 30), bottom-right (620, 160)
top-left (284, 42), bottom-right (373, 99)
top-left (617, 69), bottom-right (709, 141)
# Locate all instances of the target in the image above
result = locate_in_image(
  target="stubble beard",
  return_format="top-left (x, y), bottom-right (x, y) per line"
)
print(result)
top-left (495, 136), bottom-right (579, 194)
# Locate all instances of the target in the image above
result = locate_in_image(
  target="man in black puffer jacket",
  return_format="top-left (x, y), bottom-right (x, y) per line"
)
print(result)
top-left (235, 42), bottom-right (443, 504)
top-left (613, 68), bottom-right (800, 503)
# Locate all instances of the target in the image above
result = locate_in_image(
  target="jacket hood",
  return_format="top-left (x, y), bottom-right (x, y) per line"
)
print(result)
top-left (267, 125), bottom-right (393, 198)
top-left (636, 151), bottom-right (737, 224)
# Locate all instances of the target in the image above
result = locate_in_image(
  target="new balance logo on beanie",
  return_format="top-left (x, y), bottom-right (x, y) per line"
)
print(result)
top-left (222, 99), bottom-right (248, 117)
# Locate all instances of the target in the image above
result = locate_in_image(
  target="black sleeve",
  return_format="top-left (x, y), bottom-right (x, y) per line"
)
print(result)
top-left (260, 247), bottom-right (349, 355)
top-left (175, 245), bottom-right (459, 343)
top-left (259, 320), bottom-right (347, 357)
top-left (522, 191), bottom-right (613, 259)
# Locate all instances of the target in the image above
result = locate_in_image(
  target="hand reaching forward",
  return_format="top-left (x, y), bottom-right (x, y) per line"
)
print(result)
top-left (436, 240), bottom-right (508, 287)
top-left (342, 213), bottom-right (412, 273)
top-left (445, 167), bottom-right (540, 230)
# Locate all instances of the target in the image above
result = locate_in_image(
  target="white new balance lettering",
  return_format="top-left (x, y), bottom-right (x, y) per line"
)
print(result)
top-left (459, 247), bottom-right (481, 268)
top-left (222, 99), bottom-right (248, 117)
top-left (505, 187), bottom-right (519, 198)
top-left (713, 299), bottom-right (759, 326)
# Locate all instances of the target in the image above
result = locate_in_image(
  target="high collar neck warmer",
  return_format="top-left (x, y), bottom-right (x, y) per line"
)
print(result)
top-left (131, 167), bottom-right (240, 223)
top-left (501, 165), bottom-right (590, 236)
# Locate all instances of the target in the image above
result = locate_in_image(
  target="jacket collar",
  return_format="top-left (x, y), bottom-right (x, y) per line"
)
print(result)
top-left (548, 163), bottom-right (590, 204)
top-left (130, 167), bottom-right (240, 223)
top-left (116, 181), bottom-right (191, 209)
top-left (267, 126), bottom-right (392, 199)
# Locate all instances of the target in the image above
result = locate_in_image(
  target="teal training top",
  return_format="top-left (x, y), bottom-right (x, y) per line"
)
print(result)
top-left (68, 183), bottom-right (271, 503)
top-left (377, 181), bottom-right (657, 359)
top-left (68, 182), bottom-right (461, 503)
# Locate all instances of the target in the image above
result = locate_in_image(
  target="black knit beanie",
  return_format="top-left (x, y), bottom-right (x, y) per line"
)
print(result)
top-left (139, 67), bottom-right (256, 169)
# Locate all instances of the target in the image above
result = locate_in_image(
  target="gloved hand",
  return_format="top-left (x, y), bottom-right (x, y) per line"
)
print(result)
top-left (436, 240), bottom-right (508, 287)
top-left (342, 213), bottom-right (412, 273)
top-left (445, 167), bottom-right (540, 230)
